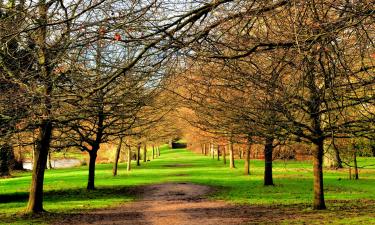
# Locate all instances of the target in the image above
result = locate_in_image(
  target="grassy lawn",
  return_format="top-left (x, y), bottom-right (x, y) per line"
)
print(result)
top-left (1, 146), bottom-right (374, 224)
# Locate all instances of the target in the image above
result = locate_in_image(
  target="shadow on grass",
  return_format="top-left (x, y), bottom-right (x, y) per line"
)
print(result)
top-left (0, 186), bottom-right (136, 204)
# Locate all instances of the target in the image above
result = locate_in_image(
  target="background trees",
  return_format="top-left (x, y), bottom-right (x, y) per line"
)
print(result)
top-left (1, 0), bottom-right (373, 213)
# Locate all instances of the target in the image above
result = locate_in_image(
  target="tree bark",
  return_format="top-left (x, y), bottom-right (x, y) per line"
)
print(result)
top-left (26, 0), bottom-right (53, 212)
top-left (264, 137), bottom-right (274, 186)
top-left (137, 143), bottom-right (141, 166)
top-left (353, 150), bottom-right (359, 180)
top-left (229, 142), bottom-right (235, 169)
top-left (26, 121), bottom-right (53, 212)
top-left (244, 143), bottom-right (250, 175)
top-left (158, 146), bottom-right (160, 156)
top-left (239, 148), bottom-right (242, 159)
top-left (143, 144), bottom-right (147, 162)
top-left (152, 145), bottom-right (155, 160)
top-left (312, 139), bottom-right (326, 210)
top-left (0, 144), bottom-right (11, 176)
top-left (112, 138), bottom-right (123, 176)
top-left (47, 151), bottom-right (52, 169)
top-left (203, 143), bottom-right (207, 155)
top-left (223, 145), bottom-right (226, 164)
top-left (217, 145), bottom-right (220, 161)
top-left (87, 150), bottom-right (98, 190)
top-left (127, 145), bottom-right (131, 171)
top-left (333, 147), bottom-right (343, 169)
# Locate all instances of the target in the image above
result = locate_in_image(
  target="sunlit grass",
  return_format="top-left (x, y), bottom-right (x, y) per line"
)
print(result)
top-left (0, 146), bottom-right (374, 224)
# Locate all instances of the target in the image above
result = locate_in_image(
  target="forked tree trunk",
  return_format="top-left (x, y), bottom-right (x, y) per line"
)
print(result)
top-left (27, 121), bottom-right (53, 213)
top-left (127, 145), bottom-right (131, 171)
top-left (312, 139), bottom-right (326, 210)
top-left (264, 137), bottom-right (274, 186)
top-left (137, 143), bottom-right (141, 166)
top-left (112, 138), bottom-right (123, 176)
top-left (143, 144), bottom-right (147, 162)
top-left (244, 143), bottom-right (250, 175)
top-left (87, 149), bottom-right (98, 190)
top-left (229, 142), bottom-right (235, 169)
top-left (223, 145), bottom-right (226, 164)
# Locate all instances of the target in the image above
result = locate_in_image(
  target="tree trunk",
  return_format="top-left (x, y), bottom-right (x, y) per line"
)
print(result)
top-left (229, 142), bottom-right (235, 169)
top-left (244, 143), bottom-right (250, 175)
top-left (26, 121), bottom-right (53, 212)
top-left (211, 143), bottom-right (215, 159)
top-left (127, 145), bottom-right (131, 171)
top-left (152, 145), bottom-right (155, 160)
top-left (47, 151), bottom-right (52, 169)
top-left (112, 138), bottom-right (123, 176)
top-left (203, 143), bottom-right (207, 155)
top-left (333, 147), bottom-right (343, 169)
top-left (239, 148), bottom-right (242, 159)
top-left (87, 150), bottom-right (98, 190)
top-left (137, 143), bottom-right (141, 166)
top-left (312, 139), bottom-right (326, 210)
top-left (158, 146), bottom-right (160, 156)
top-left (217, 145), bottom-right (220, 161)
top-left (353, 150), bottom-right (359, 180)
top-left (0, 144), bottom-right (11, 176)
top-left (223, 145), bottom-right (226, 164)
top-left (143, 144), bottom-right (147, 162)
top-left (264, 137), bottom-right (274, 186)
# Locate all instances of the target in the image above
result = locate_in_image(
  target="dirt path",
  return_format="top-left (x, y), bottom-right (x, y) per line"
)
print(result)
top-left (52, 182), bottom-right (300, 225)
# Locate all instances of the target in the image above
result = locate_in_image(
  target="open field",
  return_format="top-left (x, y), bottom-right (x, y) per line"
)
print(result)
top-left (1, 146), bottom-right (374, 224)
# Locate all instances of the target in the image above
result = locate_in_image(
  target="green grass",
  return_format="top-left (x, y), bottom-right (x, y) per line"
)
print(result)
top-left (1, 146), bottom-right (374, 224)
